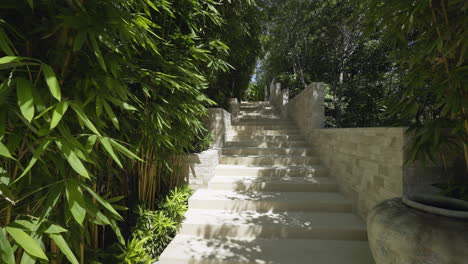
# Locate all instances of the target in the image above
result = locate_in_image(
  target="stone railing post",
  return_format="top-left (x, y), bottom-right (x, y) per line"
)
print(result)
top-left (310, 82), bottom-right (325, 128)
top-left (228, 98), bottom-right (240, 122)
top-left (269, 80), bottom-right (276, 106)
top-left (280, 89), bottom-right (289, 118)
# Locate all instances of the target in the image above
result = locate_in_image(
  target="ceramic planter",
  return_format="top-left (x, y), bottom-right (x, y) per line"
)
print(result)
top-left (367, 196), bottom-right (468, 264)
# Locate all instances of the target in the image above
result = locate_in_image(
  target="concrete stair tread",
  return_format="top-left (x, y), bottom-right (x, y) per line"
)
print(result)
top-left (219, 155), bottom-right (320, 166)
top-left (215, 163), bottom-right (327, 178)
top-left (190, 189), bottom-right (349, 204)
top-left (182, 209), bottom-right (366, 231)
top-left (160, 235), bottom-right (374, 264)
top-left (224, 141), bottom-right (309, 148)
top-left (221, 154), bottom-right (316, 158)
top-left (222, 147), bottom-right (310, 150)
top-left (209, 175), bottom-right (334, 185)
top-left (231, 126), bottom-right (298, 130)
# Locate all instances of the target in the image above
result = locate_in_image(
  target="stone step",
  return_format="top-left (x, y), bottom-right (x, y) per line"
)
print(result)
top-left (232, 120), bottom-right (295, 126)
top-left (231, 125), bottom-right (298, 131)
top-left (237, 116), bottom-right (284, 121)
top-left (237, 114), bottom-right (281, 119)
top-left (189, 189), bottom-right (353, 212)
top-left (159, 235), bottom-right (374, 264)
top-left (239, 109), bottom-right (277, 115)
top-left (179, 209), bottom-right (367, 240)
top-left (222, 147), bottom-right (312, 156)
top-left (224, 141), bottom-right (309, 148)
top-left (239, 105), bottom-right (273, 109)
top-left (208, 175), bottom-right (336, 192)
top-left (227, 130), bottom-right (302, 136)
top-left (219, 155), bottom-right (319, 166)
top-left (215, 164), bottom-right (327, 177)
top-left (240, 102), bottom-right (271, 107)
top-left (240, 101), bottom-right (270, 105)
top-left (226, 134), bottom-right (305, 142)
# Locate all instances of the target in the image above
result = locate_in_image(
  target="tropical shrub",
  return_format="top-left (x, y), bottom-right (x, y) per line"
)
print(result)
top-left (118, 186), bottom-right (192, 263)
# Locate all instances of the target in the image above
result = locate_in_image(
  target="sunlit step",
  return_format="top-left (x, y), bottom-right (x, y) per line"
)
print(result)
top-left (208, 175), bottom-right (336, 192)
top-left (222, 147), bottom-right (313, 156)
top-left (189, 189), bottom-right (353, 212)
top-left (179, 209), bottom-right (367, 240)
top-left (219, 155), bottom-right (319, 166)
top-left (224, 141), bottom-right (309, 148)
top-left (226, 134), bottom-right (305, 142)
top-left (159, 236), bottom-right (374, 264)
top-left (214, 164), bottom-right (327, 177)
top-left (227, 130), bottom-right (302, 136)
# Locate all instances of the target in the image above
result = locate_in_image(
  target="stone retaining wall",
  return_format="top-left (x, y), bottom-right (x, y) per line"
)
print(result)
top-left (307, 128), bottom-right (405, 217)
top-left (175, 108), bottom-right (231, 191)
top-left (269, 81), bottom-right (418, 219)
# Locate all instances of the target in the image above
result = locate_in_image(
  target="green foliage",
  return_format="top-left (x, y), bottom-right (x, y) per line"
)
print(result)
top-left (206, 0), bottom-right (263, 107)
top-left (244, 82), bottom-right (265, 101)
top-left (257, 0), bottom-right (396, 127)
top-left (0, 0), bottom-right (229, 263)
top-left (118, 186), bottom-right (192, 262)
top-left (361, 0), bottom-right (467, 169)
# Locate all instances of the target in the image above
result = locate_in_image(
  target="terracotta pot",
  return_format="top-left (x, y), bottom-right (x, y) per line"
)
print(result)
top-left (367, 196), bottom-right (468, 264)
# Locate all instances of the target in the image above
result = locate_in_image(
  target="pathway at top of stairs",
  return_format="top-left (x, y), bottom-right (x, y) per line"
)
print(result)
top-left (159, 101), bottom-right (375, 264)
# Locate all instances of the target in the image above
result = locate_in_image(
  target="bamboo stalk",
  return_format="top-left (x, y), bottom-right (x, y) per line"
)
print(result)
top-left (79, 240), bottom-right (84, 264)
top-left (50, 239), bottom-right (59, 264)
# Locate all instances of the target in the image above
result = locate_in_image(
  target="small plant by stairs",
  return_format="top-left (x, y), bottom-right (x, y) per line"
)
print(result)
top-left (159, 101), bottom-right (374, 264)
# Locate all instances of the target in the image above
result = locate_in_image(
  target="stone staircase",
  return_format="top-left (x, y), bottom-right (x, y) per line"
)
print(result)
top-left (159, 101), bottom-right (374, 264)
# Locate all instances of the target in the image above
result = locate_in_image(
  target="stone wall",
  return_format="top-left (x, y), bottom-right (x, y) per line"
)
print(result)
top-left (269, 81), bottom-right (449, 219)
top-left (176, 108), bottom-right (231, 191)
top-left (306, 128), bottom-right (405, 218)
top-left (270, 81), bottom-right (407, 218)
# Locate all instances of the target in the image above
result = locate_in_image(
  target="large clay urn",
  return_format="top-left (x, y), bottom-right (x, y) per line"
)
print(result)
top-left (367, 195), bottom-right (468, 264)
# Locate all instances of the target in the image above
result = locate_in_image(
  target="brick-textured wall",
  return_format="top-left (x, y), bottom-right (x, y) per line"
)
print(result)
top-left (306, 128), bottom-right (405, 218)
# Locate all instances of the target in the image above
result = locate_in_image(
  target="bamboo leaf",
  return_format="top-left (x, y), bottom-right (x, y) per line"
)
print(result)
top-left (103, 100), bottom-right (119, 129)
top-left (13, 139), bottom-right (51, 184)
top-left (65, 181), bottom-right (86, 226)
top-left (70, 104), bottom-right (101, 136)
top-left (16, 78), bottom-right (35, 122)
top-left (0, 228), bottom-right (15, 264)
top-left (0, 28), bottom-right (16, 56)
top-left (5, 227), bottom-right (48, 260)
top-left (39, 185), bottom-right (62, 222)
top-left (50, 101), bottom-right (69, 130)
top-left (100, 137), bottom-right (122, 168)
top-left (42, 64), bottom-right (61, 101)
top-left (81, 184), bottom-right (122, 219)
top-left (73, 31), bottom-right (87, 52)
top-left (110, 139), bottom-right (142, 161)
top-left (0, 56), bottom-right (22, 65)
top-left (56, 140), bottom-right (90, 179)
top-left (19, 251), bottom-right (35, 264)
top-left (26, 0), bottom-right (33, 9)
top-left (44, 224), bottom-right (67, 234)
top-left (0, 141), bottom-right (14, 159)
top-left (49, 234), bottom-right (79, 264)
top-left (89, 34), bottom-right (107, 72)
top-left (85, 135), bottom-right (98, 154)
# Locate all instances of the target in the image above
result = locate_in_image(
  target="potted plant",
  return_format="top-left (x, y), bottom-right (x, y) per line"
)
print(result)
top-left (361, 0), bottom-right (468, 263)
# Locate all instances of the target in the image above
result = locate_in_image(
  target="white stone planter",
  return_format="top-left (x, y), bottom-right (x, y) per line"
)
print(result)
top-left (367, 196), bottom-right (468, 264)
